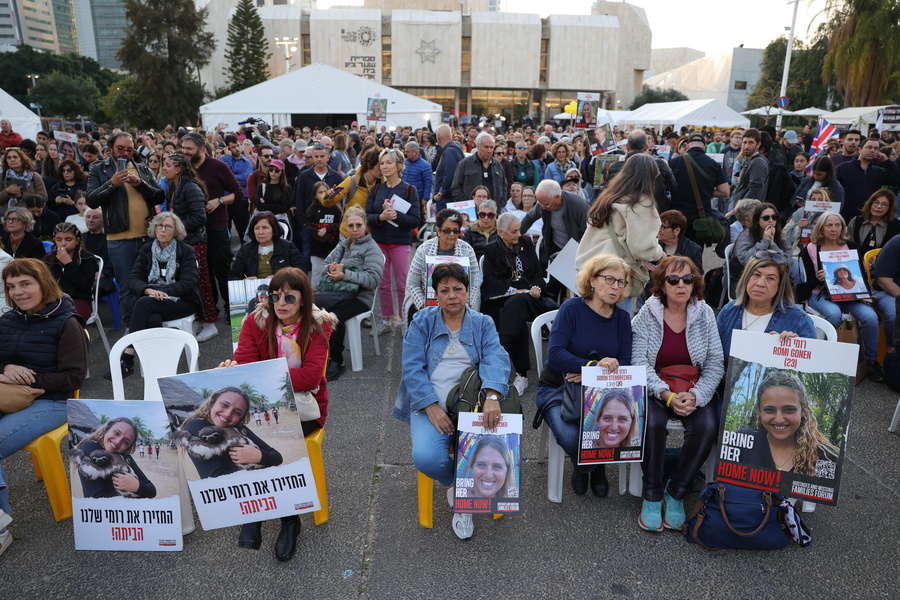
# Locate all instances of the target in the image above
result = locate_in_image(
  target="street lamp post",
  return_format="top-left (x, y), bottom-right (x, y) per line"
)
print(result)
top-left (274, 37), bottom-right (299, 75)
top-left (775, 0), bottom-right (800, 131)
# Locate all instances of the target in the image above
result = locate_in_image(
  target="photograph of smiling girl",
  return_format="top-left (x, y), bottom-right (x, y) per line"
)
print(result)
top-left (578, 365), bottom-right (646, 465)
top-left (67, 398), bottom-right (182, 550)
top-left (454, 412), bottom-right (522, 514)
top-left (715, 332), bottom-right (854, 506)
top-left (159, 359), bottom-right (319, 530)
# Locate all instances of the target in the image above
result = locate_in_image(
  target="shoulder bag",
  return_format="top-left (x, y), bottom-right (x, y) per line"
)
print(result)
top-left (0, 382), bottom-right (45, 413)
top-left (446, 365), bottom-right (521, 426)
top-left (684, 483), bottom-right (809, 550)
top-left (683, 153), bottom-right (727, 246)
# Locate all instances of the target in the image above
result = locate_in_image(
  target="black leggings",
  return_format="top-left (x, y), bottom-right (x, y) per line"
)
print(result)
top-left (314, 292), bottom-right (368, 365)
top-left (483, 293), bottom-right (552, 374)
top-left (129, 297), bottom-right (197, 333)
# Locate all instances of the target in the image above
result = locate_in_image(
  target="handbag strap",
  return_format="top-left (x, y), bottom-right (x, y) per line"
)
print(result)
top-left (716, 484), bottom-right (775, 538)
top-left (682, 153), bottom-right (707, 219)
top-left (688, 512), bottom-right (721, 551)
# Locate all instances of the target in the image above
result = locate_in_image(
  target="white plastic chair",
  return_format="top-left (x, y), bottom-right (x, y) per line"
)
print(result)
top-left (809, 314), bottom-right (837, 342)
top-left (162, 314), bottom-right (195, 334)
top-left (723, 243), bottom-right (735, 304)
top-left (344, 255), bottom-right (385, 372)
top-left (84, 255), bottom-right (111, 355)
top-left (108, 327), bottom-right (199, 534)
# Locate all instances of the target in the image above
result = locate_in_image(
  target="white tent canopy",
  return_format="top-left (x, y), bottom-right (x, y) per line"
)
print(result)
top-left (740, 106), bottom-right (798, 117)
top-left (200, 63), bottom-right (442, 132)
top-left (0, 87), bottom-right (42, 141)
top-left (551, 108), bottom-right (620, 125)
top-left (618, 98), bottom-right (750, 130)
top-left (793, 107), bottom-right (828, 117)
top-left (820, 105), bottom-right (891, 129)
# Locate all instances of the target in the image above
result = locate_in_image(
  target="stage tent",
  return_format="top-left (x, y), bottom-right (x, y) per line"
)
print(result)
top-left (618, 98), bottom-right (750, 131)
top-left (199, 63), bottom-right (442, 132)
top-left (820, 105), bottom-right (893, 130)
top-left (0, 87), bottom-right (42, 140)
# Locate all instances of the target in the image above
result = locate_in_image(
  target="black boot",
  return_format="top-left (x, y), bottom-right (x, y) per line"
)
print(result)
top-left (571, 468), bottom-right (588, 495)
top-left (590, 465), bottom-right (609, 498)
top-left (238, 521), bottom-right (262, 550)
top-left (275, 515), bottom-right (300, 561)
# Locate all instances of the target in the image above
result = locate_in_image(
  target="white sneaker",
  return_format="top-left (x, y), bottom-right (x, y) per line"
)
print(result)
top-left (375, 321), bottom-right (393, 336)
top-left (0, 509), bottom-right (10, 530)
top-left (196, 323), bottom-right (219, 343)
top-left (513, 374), bottom-right (528, 395)
top-left (452, 512), bottom-right (474, 539)
top-left (0, 528), bottom-right (11, 558)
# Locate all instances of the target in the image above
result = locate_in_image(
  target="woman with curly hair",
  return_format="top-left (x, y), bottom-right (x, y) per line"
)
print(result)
top-left (544, 141), bottom-right (577, 184)
top-left (739, 370), bottom-right (839, 477)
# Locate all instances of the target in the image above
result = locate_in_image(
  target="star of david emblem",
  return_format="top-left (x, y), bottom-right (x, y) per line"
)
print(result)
top-left (416, 39), bottom-right (441, 64)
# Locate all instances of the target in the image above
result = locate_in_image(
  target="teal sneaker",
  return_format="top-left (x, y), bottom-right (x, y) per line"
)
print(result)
top-left (639, 499), bottom-right (663, 532)
top-left (663, 487), bottom-right (686, 530)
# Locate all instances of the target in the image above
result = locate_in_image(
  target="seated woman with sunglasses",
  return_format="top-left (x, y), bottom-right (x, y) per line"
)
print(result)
top-left (631, 256), bottom-right (724, 532)
top-left (404, 208), bottom-right (480, 324)
top-left (717, 253), bottom-right (815, 367)
top-left (229, 212), bottom-right (303, 281)
top-left (481, 212), bottom-right (554, 396)
top-left (729, 202), bottom-right (792, 298)
top-left (460, 199), bottom-right (499, 259)
top-left (797, 210), bottom-right (885, 381)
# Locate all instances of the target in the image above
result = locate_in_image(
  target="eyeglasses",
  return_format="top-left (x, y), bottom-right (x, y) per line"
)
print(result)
top-left (598, 274), bottom-right (628, 289)
top-left (516, 146), bottom-right (528, 150)
top-left (4, 217), bottom-right (21, 223)
top-left (347, 223), bottom-right (365, 229)
top-left (156, 224), bottom-right (175, 231)
top-left (659, 225), bottom-right (672, 230)
top-left (114, 145), bottom-right (135, 153)
top-left (664, 274), bottom-right (696, 286)
top-left (257, 291), bottom-right (268, 297)
top-left (439, 227), bottom-right (461, 235)
top-left (269, 293), bottom-right (299, 305)
top-left (759, 214), bottom-right (777, 221)
top-left (754, 250), bottom-right (788, 264)
top-left (260, 154), bottom-right (274, 159)
top-left (478, 212), bottom-right (496, 219)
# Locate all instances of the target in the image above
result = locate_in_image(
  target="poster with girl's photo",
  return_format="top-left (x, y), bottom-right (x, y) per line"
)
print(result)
top-left (68, 399), bottom-right (182, 551)
top-left (454, 413), bottom-right (522, 514)
top-left (424, 255), bottom-right (469, 306)
top-left (578, 365), bottom-right (646, 464)
top-left (159, 359), bottom-right (319, 530)
top-left (798, 199), bottom-right (841, 244)
top-left (367, 97), bottom-right (387, 121)
top-left (820, 250), bottom-right (871, 301)
top-left (53, 130), bottom-right (83, 164)
top-left (715, 330), bottom-right (856, 505)
top-left (228, 278), bottom-right (272, 351)
top-left (576, 92), bottom-right (600, 128)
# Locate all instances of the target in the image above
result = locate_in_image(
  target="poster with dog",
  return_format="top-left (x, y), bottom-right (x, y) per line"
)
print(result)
top-left (68, 398), bottom-right (182, 551)
top-left (159, 359), bottom-right (319, 530)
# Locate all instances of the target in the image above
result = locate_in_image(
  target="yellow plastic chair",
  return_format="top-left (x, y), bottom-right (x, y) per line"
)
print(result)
top-left (306, 427), bottom-right (328, 526)
top-left (863, 248), bottom-right (888, 361)
top-left (417, 471), bottom-right (503, 529)
top-left (22, 421), bottom-right (72, 522)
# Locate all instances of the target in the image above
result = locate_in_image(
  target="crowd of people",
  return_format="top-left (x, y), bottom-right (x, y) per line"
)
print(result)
top-left (0, 114), bottom-right (898, 554)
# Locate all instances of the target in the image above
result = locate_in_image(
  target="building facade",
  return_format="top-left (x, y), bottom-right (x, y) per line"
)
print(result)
top-left (0, 0), bottom-right (77, 53)
top-left (199, 2), bottom-right (652, 122)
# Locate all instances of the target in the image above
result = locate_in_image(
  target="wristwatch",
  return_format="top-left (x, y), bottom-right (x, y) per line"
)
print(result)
top-left (485, 393), bottom-right (500, 402)
top-left (218, 197), bottom-right (224, 205)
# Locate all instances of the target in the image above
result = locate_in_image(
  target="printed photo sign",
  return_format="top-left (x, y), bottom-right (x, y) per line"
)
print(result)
top-left (454, 412), bottom-right (522, 514)
top-left (578, 365), bottom-right (646, 465)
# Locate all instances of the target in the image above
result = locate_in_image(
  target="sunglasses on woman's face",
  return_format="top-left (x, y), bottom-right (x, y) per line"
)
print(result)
top-left (439, 227), bottom-right (461, 235)
top-left (664, 274), bottom-right (696, 286)
top-left (759, 214), bottom-right (777, 221)
top-left (478, 212), bottom-right (496, 219)
top-left (269, 293), bottom-right (299, 305)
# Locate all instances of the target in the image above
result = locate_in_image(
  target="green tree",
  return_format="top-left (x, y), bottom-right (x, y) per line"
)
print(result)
top-left (28, 72), bottom-right (100, 121)
top-left (99, 78), bottom-right (154, 129)
top-left (130, 416), bottom-right (154, 444)
top-left (116, 0), bottom-right (215, 128)
top-left (629, 85), bottom-right (689, 110)
top-left (822, 0), bottom-right (900, 106)
top-left (223, 0), bottom-right (271, 96)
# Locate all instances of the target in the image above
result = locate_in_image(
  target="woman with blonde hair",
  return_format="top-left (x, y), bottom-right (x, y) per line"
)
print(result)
top-left (533, 254), bottom-right (633, 498)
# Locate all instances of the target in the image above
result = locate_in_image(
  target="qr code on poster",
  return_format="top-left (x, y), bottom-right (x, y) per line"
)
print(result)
top-left (815, 459), bottom-right (836, 479)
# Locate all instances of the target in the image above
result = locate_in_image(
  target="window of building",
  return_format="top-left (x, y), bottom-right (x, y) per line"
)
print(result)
top-left (461, 36), bottom-right (471, 85)
top-left (543, 91), bottom-right (577, 121)
top-left (471, 89), bottom-right (529, 122)
top-left (734, 81), bottom-right (747, 90)
top-left (301, 34), bottom-right (310, 67)
top-left (382, 35), bottom-right (391, 82)
top-left (539, 39), bottom-right (549, 85)
top-left (395, 87), bottom-right (456, 113)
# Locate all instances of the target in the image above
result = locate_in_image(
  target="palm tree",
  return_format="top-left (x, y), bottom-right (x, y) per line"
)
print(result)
top-left (822, 0), bottom-right (900, 105)
top-left (130, 415), bottom-right (154, 445)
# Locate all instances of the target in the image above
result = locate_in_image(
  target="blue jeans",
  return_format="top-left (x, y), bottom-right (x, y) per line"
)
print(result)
top-left (808, 294), bottom-right (880, 361)
top-left (872, 291), bottom-right (896, 350)
top-left (536, 384), bottom-right (597, 473)
top-left (409, 408), bottom-right (453, 486)
top-left (0, 399), bottom-right (67, 515)
top-left (107, 238), bottom-right (145, 326)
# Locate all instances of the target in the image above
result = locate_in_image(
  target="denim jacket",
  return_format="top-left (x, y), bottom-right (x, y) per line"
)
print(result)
top-left (716, 300), bottom-right (816, 359)
top-left (392, 306), bottom-right (511, 424)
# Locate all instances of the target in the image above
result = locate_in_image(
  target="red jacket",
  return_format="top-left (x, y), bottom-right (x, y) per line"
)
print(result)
top-left (233, 306), bottom-right (334, 428)
top-left (0, 131), bottom-right (23, 149)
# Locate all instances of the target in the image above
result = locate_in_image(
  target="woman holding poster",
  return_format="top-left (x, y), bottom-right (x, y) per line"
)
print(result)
top-left (739, 371), bottom-right (838, 476)
top-left (631, 256), bottom-right (724, 532)
top-left (220, 267), bottom-right (334, 561)
top-left (717, 254), bottom-right (815, 359)
top-left (534, 254), bottom-right (633, 498)
top-left (404, 208), bottom-right (479, 323)
top-left (393, 262), bottom-right (510, 539)
top-left (73, 418), bottom-right (156, 499)
top-left (797, 211), bottom-right (884, 381)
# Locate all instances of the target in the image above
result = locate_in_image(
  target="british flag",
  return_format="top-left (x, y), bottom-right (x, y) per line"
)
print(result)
top-left (809, 117), bottom-right (839, 162)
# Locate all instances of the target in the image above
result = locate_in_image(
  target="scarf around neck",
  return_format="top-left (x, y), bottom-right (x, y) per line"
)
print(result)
top-left (149, 240), bottom-right (177, 286)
